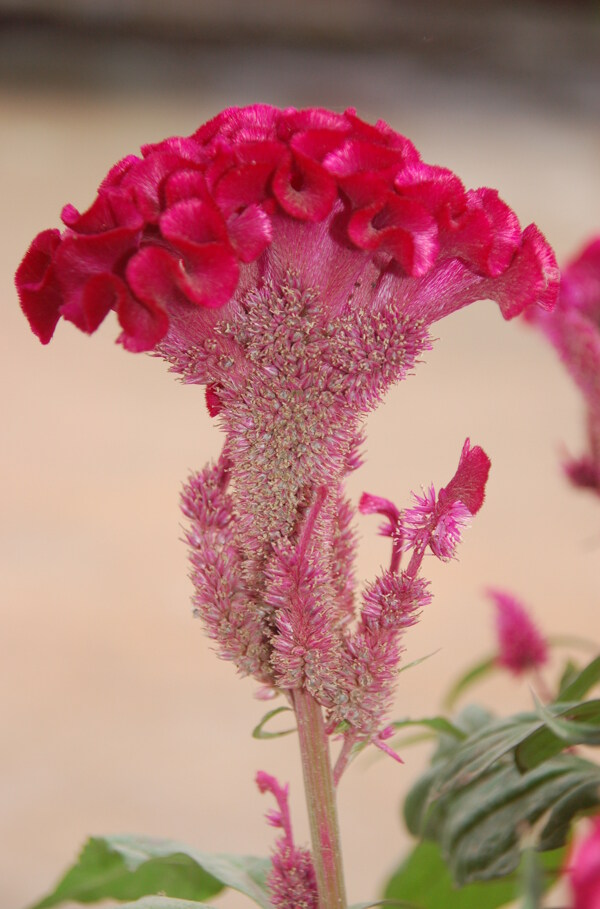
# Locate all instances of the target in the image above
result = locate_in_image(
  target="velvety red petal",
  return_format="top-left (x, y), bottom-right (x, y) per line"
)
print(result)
top-left (121, 151), bottom-right (187, 223)
top-left (227, 204), bottom-right (272, 262)
top-left (61, 188), bottom-right (142, 234)
top-left (173, 238), bottom-right (240, 308)
top-left (289, 127), bottom-right (350, 162)
top-left (126, 245), bottom-right (188, 313)
top-left (349, 195), bottom-right (439, 276)
top-left (160, 198), bottom-right (228, 247)
top-left (98, 154), bottom-right (140, 191)
top-left (78, 273), bottom-right (123, 333)
top-left (205, 383), bottom-right (223, 416)
top-left (440, 438), bottom-right (491, 515)
top-left (394, 163), bottom-right (466, 221)
top-left (486, 223), bottom-right (560, 318)
top-left (15, 228), bottom-right (62, 344)
top-left (214, 162), bottom-right (276, 217)
top-left (116, 282), bottom-right (169, 353)
top-left (272, 151), bottom-right (337, 222)
top-left (323, 138), bottom-right (404, 178)
top-left (54, 224), bottom-right (142, 329)
top-left (163, 169), bottom-right (209, 208)
top-left (461, 188), bottom-right (521, 276)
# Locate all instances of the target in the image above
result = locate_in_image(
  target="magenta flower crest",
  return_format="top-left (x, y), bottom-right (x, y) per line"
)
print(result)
top-left (488, 588), bottom-right (548, 675)
top-left (528, 237), bottom-right (600, 495)
top-left (16, 105), bottom-right (558, 758)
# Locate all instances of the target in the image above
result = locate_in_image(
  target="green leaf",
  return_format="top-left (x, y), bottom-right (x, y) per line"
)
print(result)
top-left (444, 657), bottom-right (496, 709)
top-left (28, 835), bottom-right (272, 909)
top-left (555, 655), bottom-right (600, 703)
top-left (403, 707), bottom-right (600, 884)
top-left (252, 706), bottom-right (296, 739)
top-left (397, 649), bottom-right (441, 675)
top-left (116, 901), bottom-right (220, 909)
top-left (383, 840), bottom-right (564, 909)
top-left (517, 699), bottom-right (600, 771)
top-left (391, 717), bottom-right (466, 741)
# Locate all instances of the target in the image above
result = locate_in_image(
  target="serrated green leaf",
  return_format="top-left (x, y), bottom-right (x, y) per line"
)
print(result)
top-left (252, 706), bottom-right (296, 739)
top-left (383, 840), bottom-right (564, 909)
top-left (444, 657), bottom-right (496, 709)
top-left (534, 695), bottom-right (600, 744)
top-left (558, 660), bottom-right (581, 698)
top-left (555, 655), bottom-right (600, 703)
top-left (28, 835), bottom-right (271, 909)
top-left (413, 749), bottom-right (599, 885)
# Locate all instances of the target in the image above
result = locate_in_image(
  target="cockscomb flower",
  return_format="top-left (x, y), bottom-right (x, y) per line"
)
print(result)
top-left (16, 105), bottom-right (558, 753)
top-left (488, 588), bottom-right (548, 675)
top-left (567, 816), bottom-right (600, 909)
top-left (256, 771), bottom-right (317, 909)
top-left (527, 237), bottom-right (600, 495)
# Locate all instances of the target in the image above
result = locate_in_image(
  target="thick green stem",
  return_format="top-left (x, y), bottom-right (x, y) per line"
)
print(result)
top-left (293, 687), bottom-right (347, 909)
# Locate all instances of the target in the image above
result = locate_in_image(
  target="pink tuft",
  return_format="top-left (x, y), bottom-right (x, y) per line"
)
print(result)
top-left (488, 588), bottom-right (548, 675)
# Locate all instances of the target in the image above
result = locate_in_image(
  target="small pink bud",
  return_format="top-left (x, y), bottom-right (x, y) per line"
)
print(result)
top-left (568, 817), bottom-right (600, 909)
top-left (488, 588), bottom-right (548, 675)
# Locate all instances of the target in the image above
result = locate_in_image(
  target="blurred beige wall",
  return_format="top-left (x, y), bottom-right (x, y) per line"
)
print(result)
top-left (2, 6), bottom-right (600, 908)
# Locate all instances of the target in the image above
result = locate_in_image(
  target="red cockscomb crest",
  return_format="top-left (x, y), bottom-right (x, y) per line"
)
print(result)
top-left (16, 105), bottom-right (558, 353)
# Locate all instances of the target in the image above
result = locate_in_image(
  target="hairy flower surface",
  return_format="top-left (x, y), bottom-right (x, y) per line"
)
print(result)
top-left (16, 105), bottom-right (559, 752)
top-left (528, 237), bottom-right (600, 495)
top-left (488, 588), bottom-right (548, 675)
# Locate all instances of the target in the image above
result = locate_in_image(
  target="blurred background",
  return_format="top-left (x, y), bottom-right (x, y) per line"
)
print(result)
top-left (2, 2), bottom-right (600, 907)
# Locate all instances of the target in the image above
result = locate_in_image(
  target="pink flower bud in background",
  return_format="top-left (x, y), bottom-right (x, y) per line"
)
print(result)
top-left (488, 588), bottom-right (548, 675)
top-left (567, 817), bottom-right (600, 909)
top-left (527, 236), bottom-right (600, 496)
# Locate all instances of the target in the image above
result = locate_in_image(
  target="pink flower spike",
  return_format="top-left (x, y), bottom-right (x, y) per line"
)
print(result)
top-left (488, 588), bottom-right (548, 675)
top-left (567, 816), bottom-right (600, 909)
top-left (256, 771), bottom-right (318, 909)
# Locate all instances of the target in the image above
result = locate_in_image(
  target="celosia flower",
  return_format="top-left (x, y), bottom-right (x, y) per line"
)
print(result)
top-left (527, 237), bottom-right (600, 495)
top-left (567, 816), bottom-right (600, 909)
top-left (256, 771), bottom-right (317, 909)
top-left (16, 105), bottom-right (558, 754)
top-left (488, 588), bottom-right (548, 675)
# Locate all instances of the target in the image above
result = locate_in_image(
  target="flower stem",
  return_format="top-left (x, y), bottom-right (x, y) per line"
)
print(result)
top-left (293, 687), bottom-right (347, 909)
